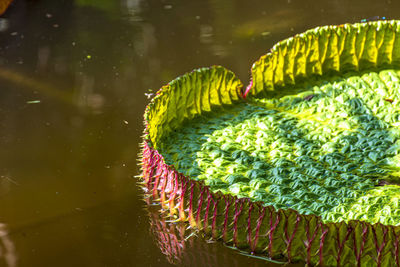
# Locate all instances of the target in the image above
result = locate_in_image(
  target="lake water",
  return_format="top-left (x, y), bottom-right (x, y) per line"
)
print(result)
top-left (0, 0), bottom-right (397, 266)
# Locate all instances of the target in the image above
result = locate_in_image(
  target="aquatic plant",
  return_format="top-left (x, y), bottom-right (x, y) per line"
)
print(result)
top-left (141, 20), bottom-right (400, 266)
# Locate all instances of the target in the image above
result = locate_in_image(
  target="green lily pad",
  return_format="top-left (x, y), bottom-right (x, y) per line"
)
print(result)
top-left (142, 20), bottom-right (400, 266)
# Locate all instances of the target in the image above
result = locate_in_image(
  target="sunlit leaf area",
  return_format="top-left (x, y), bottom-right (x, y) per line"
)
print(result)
top-left (161, 69), bottom-right (400, 225)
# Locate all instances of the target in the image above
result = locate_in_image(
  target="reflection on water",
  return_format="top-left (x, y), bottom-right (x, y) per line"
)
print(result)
top-left (0, 223), bottom-right (17, 267)
top-left (0, 0), bottom-right (398, 266)
top-left (146, 201), bottom-right (291, 267)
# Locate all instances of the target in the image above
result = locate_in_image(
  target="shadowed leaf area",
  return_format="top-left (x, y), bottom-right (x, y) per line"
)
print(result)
top-left (159, 69), bottom-right (400, 226)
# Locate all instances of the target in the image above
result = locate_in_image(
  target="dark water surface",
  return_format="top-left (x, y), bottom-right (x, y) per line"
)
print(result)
top-left (0, 1), bottom-right (398, 266)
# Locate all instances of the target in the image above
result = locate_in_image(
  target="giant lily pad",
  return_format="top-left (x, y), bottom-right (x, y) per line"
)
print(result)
top-left (141, 21), bottom-right (400, 266)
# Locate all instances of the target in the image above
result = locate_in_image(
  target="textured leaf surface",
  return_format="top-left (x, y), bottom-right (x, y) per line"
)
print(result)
top-left (142, 20), bottom-right (400, 266)
top-left (145, 66), bottom-right (242, 149)
top-left (160, 69), bottom-right (400, 226)
top-left (246, 21), bottom-right (400, 98)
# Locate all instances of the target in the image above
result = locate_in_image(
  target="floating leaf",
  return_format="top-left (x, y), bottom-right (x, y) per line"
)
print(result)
top-left (142, 21), bottom-right (400, 266)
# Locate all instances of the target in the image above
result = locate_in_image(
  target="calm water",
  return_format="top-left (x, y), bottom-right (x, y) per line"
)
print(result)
top-left (0, 1), bottom-right (397, 266)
